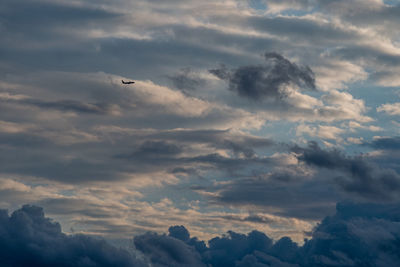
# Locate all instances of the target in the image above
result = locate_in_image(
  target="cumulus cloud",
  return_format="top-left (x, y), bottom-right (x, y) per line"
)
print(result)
top-left (135, 201), bottom-right (400, 267)
top-left (300, 201), bottom-right (400, 267)
top-left (377, 102), bottom-right (400, 115)
top-left (0, 205), bottom-right (145, 267)
top-left (320, 90), bottom-right (371, 123)
top-left (134, 233), bottom-right (205, 266)
top-left (4, 202), bottom-right (400, 267)
top-left (296, 124), bottom-right (345, 142)
top-left (134, 225), bottom-right (280, 267)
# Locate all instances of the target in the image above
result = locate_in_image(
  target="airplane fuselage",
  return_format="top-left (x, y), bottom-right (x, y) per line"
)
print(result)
top-left (122, 80), bottom-right (135, 84)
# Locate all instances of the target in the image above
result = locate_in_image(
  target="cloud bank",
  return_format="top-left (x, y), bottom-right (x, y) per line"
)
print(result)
top-left (0, 205), bottom-right (145, 267)
top-left (3, 202), bottom-right (400, 267)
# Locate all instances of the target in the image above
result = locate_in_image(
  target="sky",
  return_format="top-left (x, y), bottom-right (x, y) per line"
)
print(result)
top-left (1, 0), bottom-right (400, 266)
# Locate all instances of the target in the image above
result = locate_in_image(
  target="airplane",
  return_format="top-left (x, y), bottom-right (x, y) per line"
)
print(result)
top-left (122, 80), bottom-right (135, 84)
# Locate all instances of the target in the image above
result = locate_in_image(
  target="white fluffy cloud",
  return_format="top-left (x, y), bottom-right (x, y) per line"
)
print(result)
top-left (378, 102), bottom-right (400, 115)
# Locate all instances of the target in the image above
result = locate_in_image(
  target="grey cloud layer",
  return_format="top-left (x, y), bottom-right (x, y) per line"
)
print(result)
top-left (197, 142), bottom-right (400, 221)
top-left (292, 142), bottom-right (400, 200)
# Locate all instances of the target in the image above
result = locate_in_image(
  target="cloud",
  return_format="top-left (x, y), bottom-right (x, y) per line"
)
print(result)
top-left (0, 95), bottom-right (119, 115)
top-left (206, 55), bottom-right (370, 123)
top-left (1, 0), bottom-right (400, 254)
top-left (367, 136), bottom-right (400, 151)
top-left (0, 71), bottom-right (276, 183)
top-left (347, 137), bottom-right (364, 145)
top-left (296, 124), bottom-right (345, 142)
top-left (300, 201), bottom-right (400, 267)
top-left (168, 68), bottom-right (207, 93)
top-left (204, 230), bottom-right (274, 266)
top-left (0, 205), bottom-right (145, 267)
top-left (209, 52), bottom-right (315, 101)
top-left (377, 102), bottom-right (400, 115)
top-left (192, 141), bottom-right (400, 221)
top-left (117, 140), bottom-right (183, 160)
top-left (4, 202), bottom-right (400, 267)
top-left (346, 121), bottom-right (382, 132)
top-left (206, 175), bottom-right (339, 220)
top-left (292, 141), bottom-right (400, 200)
top-left (320, 90), bottom-right (371, 123)
top-left (134, 232), bottom-right (205, 266)
top-left (135, 225), bottom-right (277, 267)
top-left (135, 201), bottom-right (400, 267)
top-left (314, 59), bottom-right (368, 91)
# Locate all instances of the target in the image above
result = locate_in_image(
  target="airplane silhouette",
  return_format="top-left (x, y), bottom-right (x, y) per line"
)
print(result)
top-left (122, 80), bottom-right (135, 84)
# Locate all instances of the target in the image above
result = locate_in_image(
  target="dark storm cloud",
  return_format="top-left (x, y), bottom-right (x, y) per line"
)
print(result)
top-left (5, 202), bottom-right (400, 267)
top-left (199, 142), bottom-right (400, 219)
top-left (0, 205), bottom-right (145, 267)
top-left (135, 202), bottom-right (400, 267)
top-left (207, 175), bottom-right (339, 220)
top-left (235, 251), bottom-right (298, 267)
top-left (292, 141), bottom-right (358, 170)
top-left (300, 201), bottom-right (400, 267)
top-left (367, 136), bottom-right (400, 150)
top-left (209, 52), bottom-right (315, 100)
top-left (134, 225), bottom-right (280, 267)
top-left (204, 230), bottom-right (274, 267)
top-left (168, 225), bottom-right (191, 242)
top-left (134, 232), bottom-right (205, 267)
top-left (292, 141), bottom-right (400, 200)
